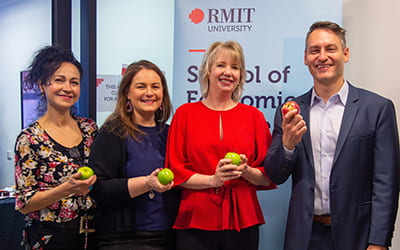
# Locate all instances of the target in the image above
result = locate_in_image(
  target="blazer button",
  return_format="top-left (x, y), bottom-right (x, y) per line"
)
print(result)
top-left (309, 187), bottom-right (314, 193)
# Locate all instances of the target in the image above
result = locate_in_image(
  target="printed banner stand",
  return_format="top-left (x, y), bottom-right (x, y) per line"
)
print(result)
top-left (173, 1), bottom-right (342, 249)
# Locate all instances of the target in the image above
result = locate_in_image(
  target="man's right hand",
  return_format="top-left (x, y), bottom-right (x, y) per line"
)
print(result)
top-left (282, 109), bottom-right (307, 150)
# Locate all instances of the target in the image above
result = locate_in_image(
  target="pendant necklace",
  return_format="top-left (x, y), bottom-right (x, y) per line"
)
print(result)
top-left (148, 190), bottom-right (155, 199)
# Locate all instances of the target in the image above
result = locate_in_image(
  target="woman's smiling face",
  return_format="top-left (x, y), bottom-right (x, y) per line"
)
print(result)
top-left (208, 51), bottom-right (241, 96)
top-left (41, 62), bottom-right (81, 112)
top-left (126, 68), bottom-right (163, 121)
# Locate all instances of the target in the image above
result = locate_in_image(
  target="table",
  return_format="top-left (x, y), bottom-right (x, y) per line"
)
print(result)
top-left (0, 197), bottom-right (25, 250)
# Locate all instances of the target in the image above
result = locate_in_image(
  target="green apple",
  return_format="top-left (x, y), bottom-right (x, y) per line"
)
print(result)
top-left (77, 166), bottom-right (94, 180)
top-left (157, 168), bottom-right (174, 185)
top-left (224, 152), bottom-right (241, 165)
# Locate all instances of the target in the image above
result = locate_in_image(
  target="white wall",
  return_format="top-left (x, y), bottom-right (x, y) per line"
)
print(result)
top-left (343, 0), bottom-right (400, 248)
top-left (343, 0), bottom-right (400, 117)
top-left (96, 0), bottom-right (174, 126)
top-left (0, 0), bottom-right (51, 188)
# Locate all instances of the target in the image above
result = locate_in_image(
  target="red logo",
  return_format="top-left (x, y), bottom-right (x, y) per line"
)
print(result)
top-left (189, 8), bottom-right (204, 24)
top-left (96, 78), bottom-right (104, 87)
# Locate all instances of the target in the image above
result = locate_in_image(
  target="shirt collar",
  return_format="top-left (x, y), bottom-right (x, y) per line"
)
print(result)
top-left (311, 81), bottom-right (349, 107)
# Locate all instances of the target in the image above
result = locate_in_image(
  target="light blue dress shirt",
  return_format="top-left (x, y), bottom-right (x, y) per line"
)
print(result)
top-left (310, 81), bottom-right (348, 215)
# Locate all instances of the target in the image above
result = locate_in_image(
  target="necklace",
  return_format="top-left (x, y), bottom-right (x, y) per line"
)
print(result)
top-left (148, 190), bottom-right (155, 199)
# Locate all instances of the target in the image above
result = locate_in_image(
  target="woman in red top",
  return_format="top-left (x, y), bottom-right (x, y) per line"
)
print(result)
top-left (166, 41), bottom-right (276, 250)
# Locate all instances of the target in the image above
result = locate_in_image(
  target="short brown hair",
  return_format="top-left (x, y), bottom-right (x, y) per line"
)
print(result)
top-left (306, 21), bottom-right (347, 49)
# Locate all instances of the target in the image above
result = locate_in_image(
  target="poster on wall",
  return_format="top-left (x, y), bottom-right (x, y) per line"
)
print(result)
top-left (96, 65), bottom-right (127, 125)
top-left (96, 75), bottom-right (122, 113)
top-left (173, 0), bottom-right (342, 249)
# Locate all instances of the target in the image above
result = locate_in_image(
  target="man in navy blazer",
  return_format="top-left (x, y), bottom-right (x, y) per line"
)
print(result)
top-left (264, 21), bottom-right (400, 250)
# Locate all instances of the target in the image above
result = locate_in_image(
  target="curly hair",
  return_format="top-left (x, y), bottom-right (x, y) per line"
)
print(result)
top-left (23, 46), bottom-right (82, 115)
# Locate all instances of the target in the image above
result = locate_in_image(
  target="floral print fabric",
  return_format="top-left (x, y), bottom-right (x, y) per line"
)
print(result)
top-left (14, 117), bottom-right (98, 223)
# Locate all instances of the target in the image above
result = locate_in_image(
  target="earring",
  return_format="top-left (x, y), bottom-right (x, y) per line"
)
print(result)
top-left (126, 99), bottom-right (133, 114)
top-left (158, 104), bottom-right (165, 120)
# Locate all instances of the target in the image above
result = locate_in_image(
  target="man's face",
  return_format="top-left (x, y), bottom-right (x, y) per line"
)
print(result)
top-left (304, 28), bottom-right (349, 86)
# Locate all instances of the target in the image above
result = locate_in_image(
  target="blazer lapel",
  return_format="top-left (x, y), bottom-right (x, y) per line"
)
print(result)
top-left (298, 91), bottom-right (314, 168)
top-left (333, 84), bottom-right (359, 164)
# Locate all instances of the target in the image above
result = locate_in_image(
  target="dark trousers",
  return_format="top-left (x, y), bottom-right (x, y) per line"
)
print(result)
top-left (308, 221), bottom-right (335, 250)
top-left (27, 219), bottom-right (97, 250)
top-left (97, 230), bottom-right (176, 250)
top-left (176, 225), bottom-right (259, 250)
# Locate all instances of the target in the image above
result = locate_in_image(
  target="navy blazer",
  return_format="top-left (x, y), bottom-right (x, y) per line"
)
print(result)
top-left (264, 83), bottom-right (400, 250)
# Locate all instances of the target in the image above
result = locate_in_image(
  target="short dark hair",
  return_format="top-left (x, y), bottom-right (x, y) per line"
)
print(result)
top-left (306, 21), bottom-right (347, 49)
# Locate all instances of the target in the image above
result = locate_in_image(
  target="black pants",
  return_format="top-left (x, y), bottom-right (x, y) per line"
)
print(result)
top-left (176, 225), bottom-right (259, 250)
top-left (308, 221), bottom-right (334, 250)
top-left (97, 230), bottom-right (176, 250)
top-left (26, 219), bottom-right (96, 250)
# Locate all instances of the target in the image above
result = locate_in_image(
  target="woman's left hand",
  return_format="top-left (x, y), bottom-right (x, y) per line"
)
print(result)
top-left (67, 172), bottom-right (97, 196)
top-left (145, 168), bottom-right (174, 193)
top-left (236, 154), bottom-right (249, 175)
top-left (235, 154), bottom-right (273, 186)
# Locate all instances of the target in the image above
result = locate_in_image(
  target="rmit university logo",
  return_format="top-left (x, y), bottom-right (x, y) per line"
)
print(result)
top-left (189, 8), bottom-right (204, 24)
top-left (189, 7), bottom-right (255, 32)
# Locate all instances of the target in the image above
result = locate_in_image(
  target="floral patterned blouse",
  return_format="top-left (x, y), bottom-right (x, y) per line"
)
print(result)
top-left (14, 117), bottom-right (98, 223)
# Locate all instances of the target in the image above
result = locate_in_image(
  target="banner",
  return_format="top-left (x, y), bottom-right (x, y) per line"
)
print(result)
top-left (173, 1), bottom-right (342, 249)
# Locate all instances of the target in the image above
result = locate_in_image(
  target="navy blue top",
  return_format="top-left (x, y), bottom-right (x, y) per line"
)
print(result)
top-left (125, 125), bottom-right (176, 231)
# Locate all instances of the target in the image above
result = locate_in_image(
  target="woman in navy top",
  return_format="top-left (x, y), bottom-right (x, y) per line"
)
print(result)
top-left (89, 60), bottom-right (180, 250)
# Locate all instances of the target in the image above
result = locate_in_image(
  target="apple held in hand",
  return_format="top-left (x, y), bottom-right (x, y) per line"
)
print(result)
top-left (77, 166), bottom-right (94, 180)
top-left (224, 152), bottom-right (241, 166)
top-left (157, 168), bottom-right (174, 185)
top-left (282, 101), bottom-right (300, 115)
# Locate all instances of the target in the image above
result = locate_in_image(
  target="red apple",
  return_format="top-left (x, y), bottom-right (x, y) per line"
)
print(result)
top-left (282, 101), bottom-right (300, 115)
top-left (77, 166), bottom-right (94, 180)
top-left (157, 168), bottom-right (174, 185)
top-left (224, 152), bottom-right (241, 165)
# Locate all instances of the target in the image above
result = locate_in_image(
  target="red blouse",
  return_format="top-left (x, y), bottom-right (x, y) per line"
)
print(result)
top-left (166, 102), bottom-right (276, 231)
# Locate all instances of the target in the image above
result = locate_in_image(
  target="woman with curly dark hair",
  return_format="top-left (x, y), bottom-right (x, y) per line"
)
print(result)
top-left (14, 46), bottom-right (98, 250)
